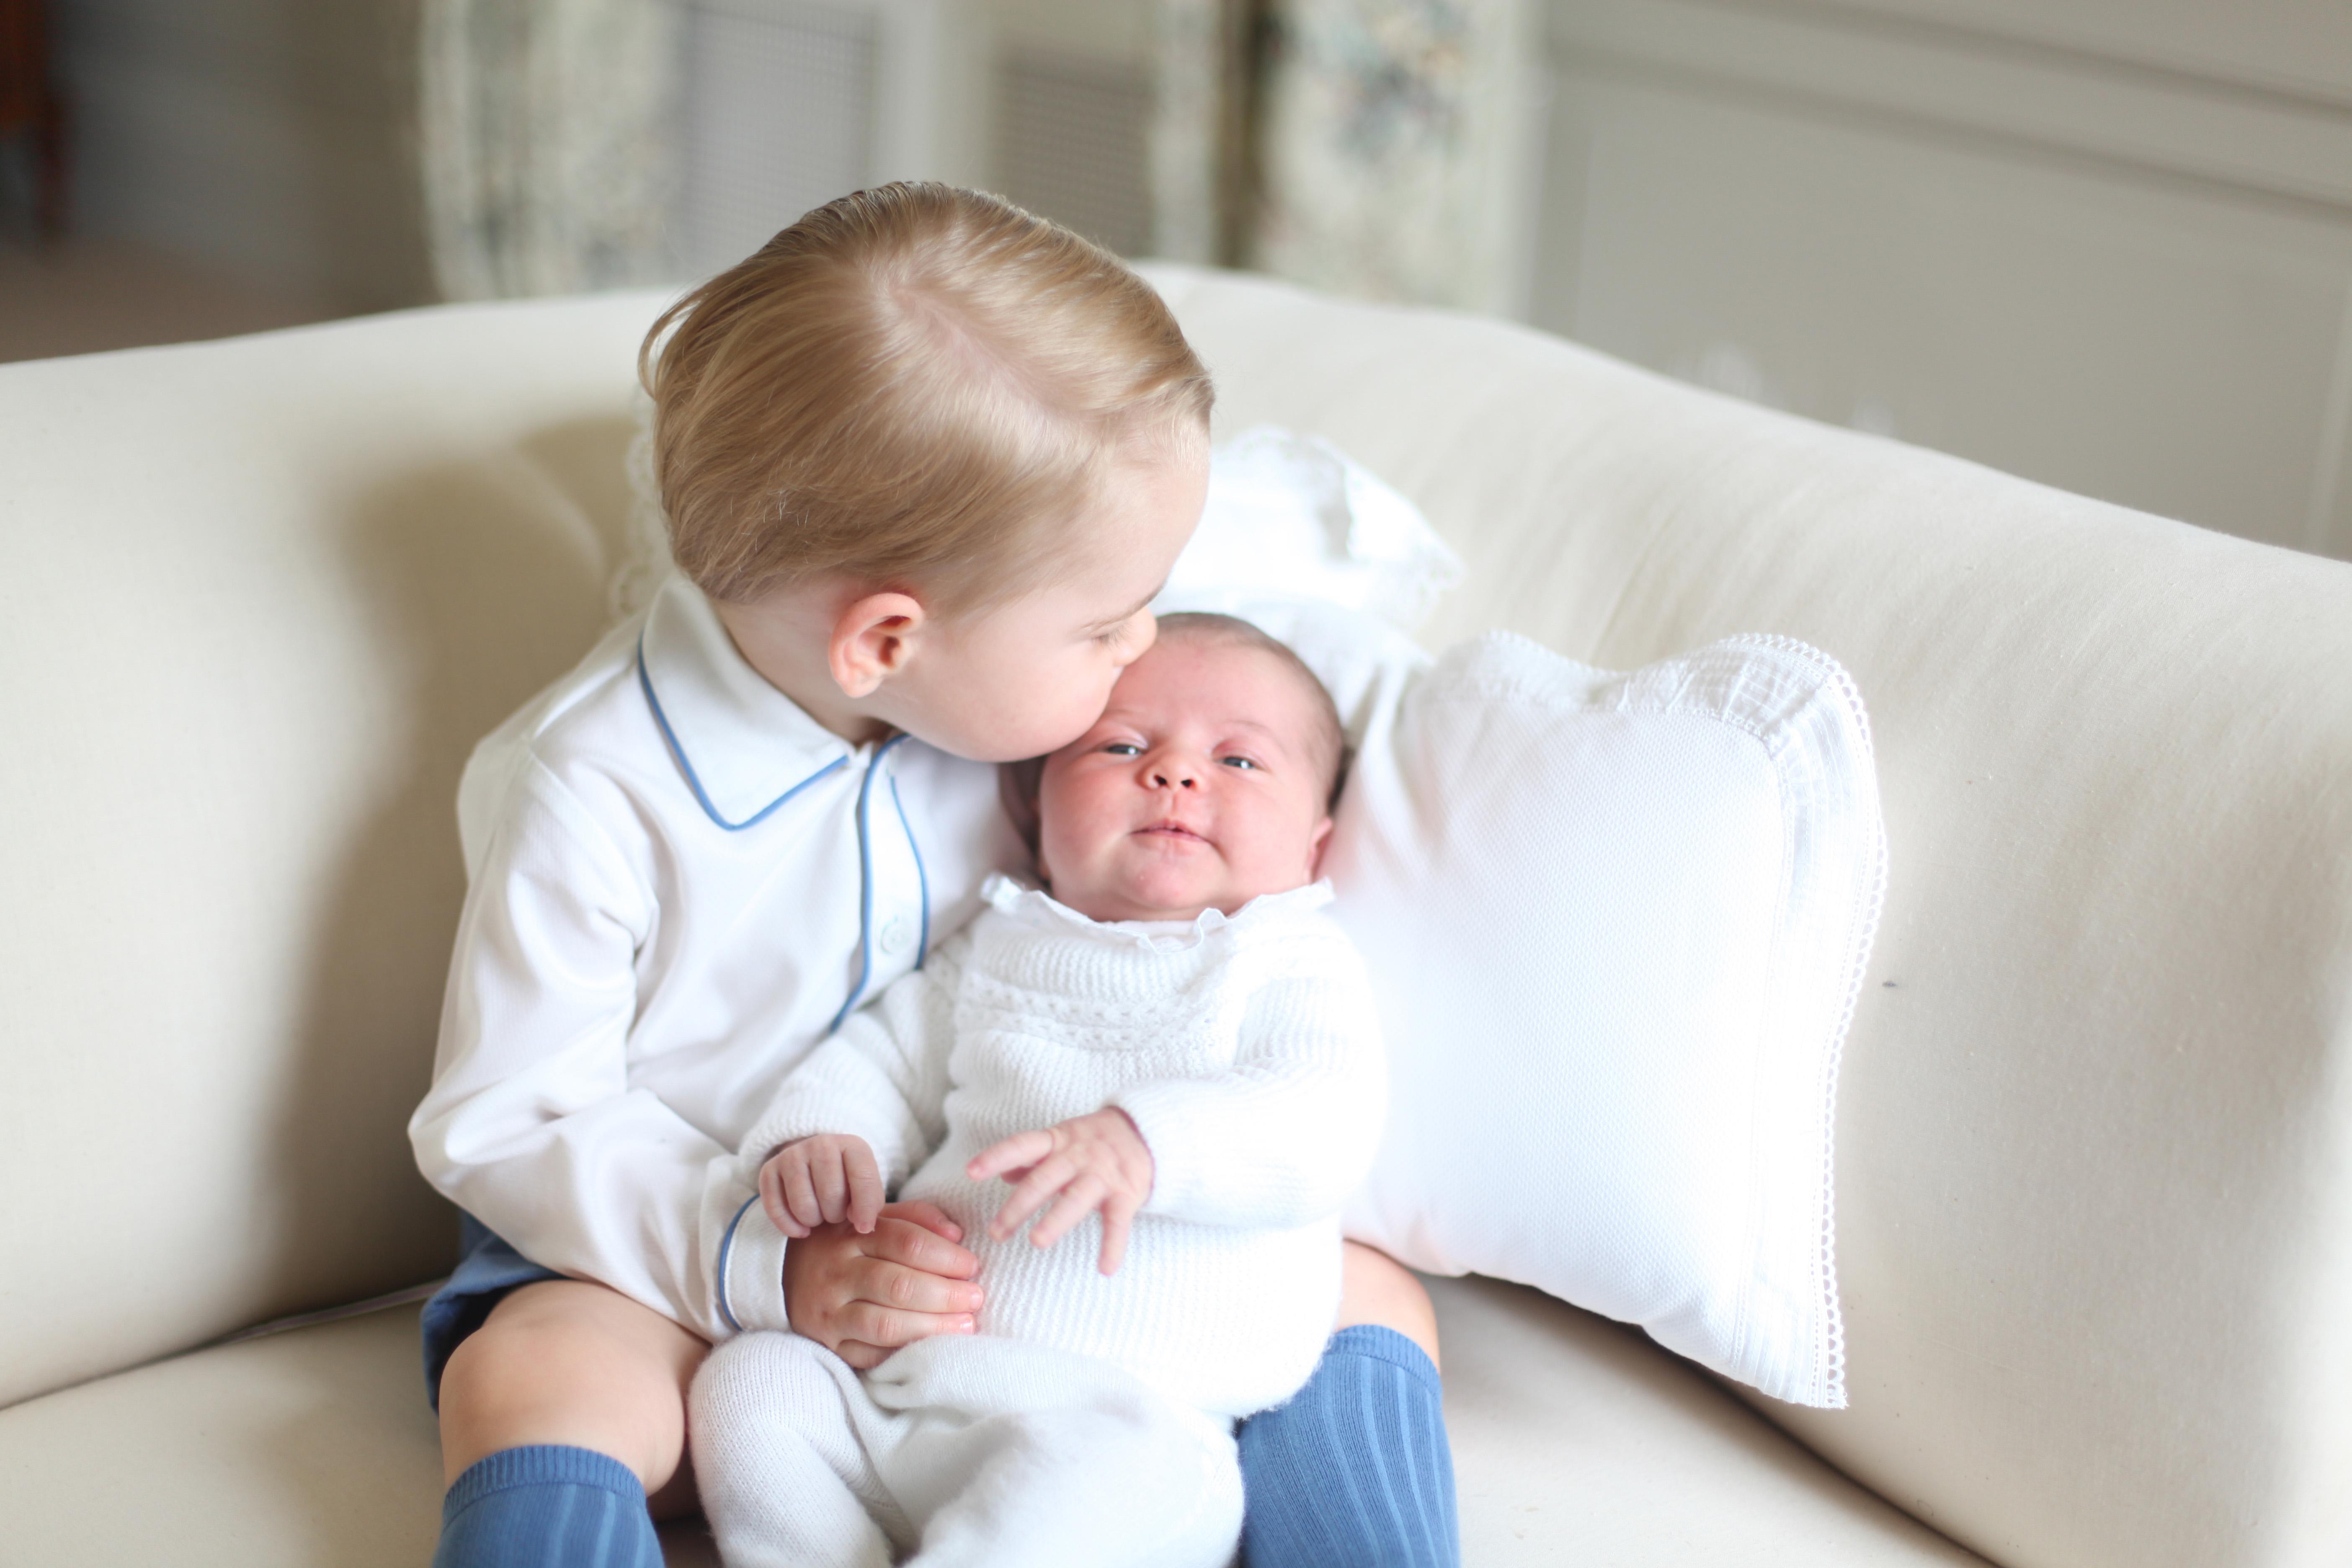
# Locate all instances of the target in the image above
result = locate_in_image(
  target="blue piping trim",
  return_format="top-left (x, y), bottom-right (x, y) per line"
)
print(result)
top-left (889, 772), bottom-right (931, 970)
top-left (637, 636), bottom-right (845, 831)
top-left (714, 1194), bottom-right (758, 1333)
top-left (824, 732), bottom-right (912, 1034)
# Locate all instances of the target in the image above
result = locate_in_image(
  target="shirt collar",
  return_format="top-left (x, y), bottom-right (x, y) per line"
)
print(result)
top-left (982, 872), bottom-right (1335, 949)
top-left (638, 575), bottom-right (856, 828)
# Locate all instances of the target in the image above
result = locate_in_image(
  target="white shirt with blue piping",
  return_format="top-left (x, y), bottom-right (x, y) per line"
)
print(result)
top-left (409, 574), bottom-right (1022, 1342)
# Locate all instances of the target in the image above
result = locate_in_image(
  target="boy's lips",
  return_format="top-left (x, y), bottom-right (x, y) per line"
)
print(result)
top-left (1134, 819), bottom-right (1210, 845)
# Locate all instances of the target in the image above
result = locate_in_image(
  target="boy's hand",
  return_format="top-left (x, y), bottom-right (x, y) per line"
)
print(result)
top-left (781, 1200), bottom-right (983, 1370)
top-left (966, 1108), bottom-right (1155, 1275)
top-left (759, 1133), bottom-right (885, 1238)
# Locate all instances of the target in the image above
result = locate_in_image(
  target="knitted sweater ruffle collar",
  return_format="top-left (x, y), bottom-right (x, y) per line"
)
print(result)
top-left (980, 872), bottom-right (1335, 952)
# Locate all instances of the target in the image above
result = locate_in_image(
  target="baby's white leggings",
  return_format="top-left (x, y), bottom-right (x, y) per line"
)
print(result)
top-left (690, 1330), bottom-right (1244, 1568)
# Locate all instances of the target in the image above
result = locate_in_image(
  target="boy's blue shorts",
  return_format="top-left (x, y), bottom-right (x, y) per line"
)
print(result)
top-left (419, 1213), bottom-right (564, 1410)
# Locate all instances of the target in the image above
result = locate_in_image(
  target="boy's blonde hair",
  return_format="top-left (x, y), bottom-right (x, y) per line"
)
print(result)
top-left (640, 183), bottom-right (1214, 610)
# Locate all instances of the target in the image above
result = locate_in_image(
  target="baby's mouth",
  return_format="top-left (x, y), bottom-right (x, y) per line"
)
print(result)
top-left (1135, 819), bottom-right (1210, 845)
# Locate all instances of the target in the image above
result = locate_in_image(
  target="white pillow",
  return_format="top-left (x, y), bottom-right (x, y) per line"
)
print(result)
top-left (1161, 426), bottom-right (1463, 633)
top-left (1326, 630), bottom-right (1881, 1409)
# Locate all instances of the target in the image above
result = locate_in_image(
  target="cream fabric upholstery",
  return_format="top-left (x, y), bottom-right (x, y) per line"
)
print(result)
top-left (2, 266), bottom-right (2346, 1567)
top-left (0, 1282), bottom-right (1981, 1567)
top-left (0, 1306), bottom-right (447, 1566)
top-left (1432, 1277), bottom-right (1981, 1566)
top-left (0, 300), bottom-right (643, 1405)
top-left (0, 1302), bottom-right (722, 1567)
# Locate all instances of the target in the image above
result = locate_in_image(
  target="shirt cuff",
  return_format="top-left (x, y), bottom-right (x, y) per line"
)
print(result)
top-left (717, 1195), bottom-right (793, 1335)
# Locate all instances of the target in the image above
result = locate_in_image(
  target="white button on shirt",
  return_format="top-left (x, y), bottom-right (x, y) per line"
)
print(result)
top-left (408, 576), bottom-right (1024, 1341)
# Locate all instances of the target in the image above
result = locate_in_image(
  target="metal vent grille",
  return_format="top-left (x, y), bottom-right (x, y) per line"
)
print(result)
top-left (680, 0), bottom-right (877, 277)
top-left (995, 50), bottom-right (1152, 257)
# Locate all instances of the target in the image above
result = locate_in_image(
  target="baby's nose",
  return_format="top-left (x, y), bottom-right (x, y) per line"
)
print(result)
top-left (1148, 763), bottom-right (1199, 791)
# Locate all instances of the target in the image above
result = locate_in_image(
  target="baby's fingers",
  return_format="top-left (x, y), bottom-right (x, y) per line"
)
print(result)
top-left (1026, 1174), bottom-right (1108, 1253)
top-left (1097, 1194), bottom-right (1140, 1276)
top-left (811, 1151), bottom-right (852, 1226)
top-left (967, 1129), bottom-right (1055, 1184)
top-left (779, 1153), bottom-right (827, 1232)
top-left (987, 1153), bottom-right (1077, 1240)
top-left (844, 1140), bottom-right (885, 1234)
top-left (758, 1158), bottom-right (811, 1239)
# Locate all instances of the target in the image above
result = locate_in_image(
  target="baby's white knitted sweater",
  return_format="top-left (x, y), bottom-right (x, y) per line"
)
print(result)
top-left (739, 874), bottom-right (1386, 1417)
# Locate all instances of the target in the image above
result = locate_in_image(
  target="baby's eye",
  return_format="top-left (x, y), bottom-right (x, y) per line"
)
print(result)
top-left (1103, 743), bottom-right (1143, 757)
top-left (1217, 755), bottom-right (1260, 771)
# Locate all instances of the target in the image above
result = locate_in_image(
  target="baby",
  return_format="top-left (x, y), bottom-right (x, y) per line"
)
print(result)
top-left (689, 612), bottom-right (1385, 1568)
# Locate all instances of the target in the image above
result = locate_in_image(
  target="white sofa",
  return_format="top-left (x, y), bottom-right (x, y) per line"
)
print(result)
top-left (3, 264), bottom-right (2347, 1568)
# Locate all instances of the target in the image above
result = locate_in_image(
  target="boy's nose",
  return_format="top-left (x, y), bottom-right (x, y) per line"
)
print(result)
top-left (1147, 762), bottom-right (1198, 791)
top-left (1117, 611), bottom-right (1160, 667)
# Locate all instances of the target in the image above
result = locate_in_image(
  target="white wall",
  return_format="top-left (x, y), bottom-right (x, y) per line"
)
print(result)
top-left (1529, 0), bottom-right (2352, 560)
top-left (667, 0), bottom-right (1153, 275)
top-left (987, 0), bottom-right (1149, 59)
top-left (54, 0), bottom-right (433, 314)
top-left (980, 0), bottom-right (1154, 255)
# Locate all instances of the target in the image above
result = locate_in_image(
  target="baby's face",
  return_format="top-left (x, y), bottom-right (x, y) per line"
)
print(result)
top-left (1036, 637), bottom-right (1336, 923)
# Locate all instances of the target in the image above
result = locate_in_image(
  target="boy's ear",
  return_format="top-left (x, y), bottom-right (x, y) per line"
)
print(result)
top-left (829, 591), bottom-right (928, 699)
top-left (1304, 815), bottom-right (1335, 879)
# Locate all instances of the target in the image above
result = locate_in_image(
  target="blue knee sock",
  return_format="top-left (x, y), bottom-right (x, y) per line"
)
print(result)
top-left (433, 1445), bottom-right (664, 1568)
top-left (1237, 1325), bottom-right (1460, 1568)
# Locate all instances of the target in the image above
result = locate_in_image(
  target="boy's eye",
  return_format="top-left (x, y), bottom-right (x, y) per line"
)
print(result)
top-left (1103, 743), bottom-right (1143, 757)
top-left (1218, 755), bottom-right (1260, 771)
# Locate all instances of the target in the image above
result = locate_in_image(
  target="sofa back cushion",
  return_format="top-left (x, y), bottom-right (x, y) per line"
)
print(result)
top-left (0, 296), bottom-right (661, 1406)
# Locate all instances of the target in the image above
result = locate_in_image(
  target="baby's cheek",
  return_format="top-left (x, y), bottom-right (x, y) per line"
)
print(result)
top-left (1231, 814), bottom-right (1315, 895)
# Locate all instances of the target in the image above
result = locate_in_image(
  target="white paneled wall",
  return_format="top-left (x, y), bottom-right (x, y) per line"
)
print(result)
top-left (1812, 0), bottom-right (2352, 99)
top-left (679, 1), bottom-right (880, 274)
top-left (675, 0), bottom-right (997, 277)
top-left (672, 0), bottom-right (1150, 277)
top-left (994, 47), bottom-right (1153, 256)
top-left (1531, 0), bottom-right (2352, 560)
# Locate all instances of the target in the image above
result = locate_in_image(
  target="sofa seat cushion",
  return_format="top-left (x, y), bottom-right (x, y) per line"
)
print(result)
top-left (0, 1279), bottom-right (1982, 1565)
top-left (0, 1299), bottom-right (719, 1565)
top-left (1434, 1275), bottom-right (1984, 1565)
top-left (0, 1301), bottom-right (446, 1565)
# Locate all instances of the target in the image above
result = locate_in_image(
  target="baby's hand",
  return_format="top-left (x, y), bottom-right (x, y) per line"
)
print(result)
top-left (759, 1133), bottom-right (884, 1238)
top-left (966, 1108), bottom-right (1154, 1275)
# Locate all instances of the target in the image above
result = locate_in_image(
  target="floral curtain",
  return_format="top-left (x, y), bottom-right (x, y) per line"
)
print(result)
top-left (418, 0), bottom-right (679, 300)
top-left (1251, 0), bottom-right (1536, 313)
